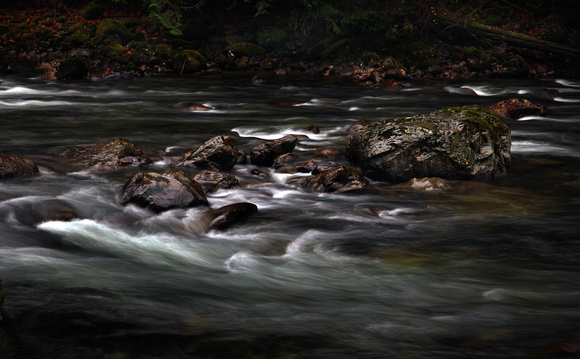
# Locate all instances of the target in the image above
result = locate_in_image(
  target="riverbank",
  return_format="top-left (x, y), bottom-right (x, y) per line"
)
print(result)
top-left (1, 2), bottom-right (579, 83)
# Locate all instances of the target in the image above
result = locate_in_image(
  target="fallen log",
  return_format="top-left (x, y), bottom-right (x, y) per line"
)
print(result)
top-left (436, 13), bottom-right (580, 58)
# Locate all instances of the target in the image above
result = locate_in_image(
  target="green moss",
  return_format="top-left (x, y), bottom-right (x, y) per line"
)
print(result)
top-left (94, 19), bottom-right (134, 45)
top-left (256, 28), bottom-right (288, 51)
top-left (154, 44), bottom-right (174, 59)
top-left (56, 57), bottom-right (88, 81)
top-left (100, 43), bottom-right (126, 59)
top-left (70, 31), bottom-right (90, 47)
top-left (231, 42), bottom-right (266, 57)
top-left (69, 23), bottom-right (85, 34)
top-left (80, 2), bottom-right (105, 20)
top-left (174, 50), bottom-right (206, 74)
top-left (361, 51), bottom-right (380, 65)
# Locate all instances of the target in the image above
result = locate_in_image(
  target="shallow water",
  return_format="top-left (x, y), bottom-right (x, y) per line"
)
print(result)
top-left (1, 74), bottom-right (580, 358)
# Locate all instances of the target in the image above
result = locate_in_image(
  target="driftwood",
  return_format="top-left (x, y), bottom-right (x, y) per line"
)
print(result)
top-left (436, 14), bottom-right (580, 58)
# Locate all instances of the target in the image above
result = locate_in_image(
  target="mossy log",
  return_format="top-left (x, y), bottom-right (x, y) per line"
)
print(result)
top-left (436, 14), bottom-right (580, 58)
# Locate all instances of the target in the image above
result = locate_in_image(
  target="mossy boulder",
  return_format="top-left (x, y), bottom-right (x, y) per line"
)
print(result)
top-left (174, 50), bottom-right (206, 74)
top-left (94, 19), bottom-right (134, 45)
top-left (321, 39), bottom-right (352, 59)
top-left (70, 31), bottom-right (90, 47)
top-left (346, 105), bottom-right (511, 182)
top-left (256, 28), bottom-right (288, 51)
top-left (100, 43), bottom-right (126, 59)
top-left (230, 42), bottom-right (266, 57)
top-left (80, 2), bottom-right (105, 20)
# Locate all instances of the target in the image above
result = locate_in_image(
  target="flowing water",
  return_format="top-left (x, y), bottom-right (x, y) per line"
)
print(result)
top-left (1, 74), bottom-right (580, 358)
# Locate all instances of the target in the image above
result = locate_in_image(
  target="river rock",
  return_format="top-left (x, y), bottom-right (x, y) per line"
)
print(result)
top-left (0, 153), bottom-right (39, 178)
top-left (344, 119), bottom-right (373, 136)
top-left (121, 169), bottom-right (208, 213)
top-left (486, 98), bottom-right (547, 120)
top-left (250, 135), bottom-right (298, 167)
top-left (173, 135), bottom-right (238, 171)
top-left (193, 170), bottom-right (241, 193)
top-left (201, 202), bottom-right (258, 231)
top-left (295, 159), bottom-right (337, 174)
top-left (272, 153), bottom-right (300, 169)
top-left (345, 105), bottom-right (511, 182)
top-left (405, 177), bottom-right (452, 191)
top-left (60, 138), bottom-right (151, 174)
top-left (302, 166), bottom-right (369, 193)
top-left (13, 200), bottom-right (80, 226)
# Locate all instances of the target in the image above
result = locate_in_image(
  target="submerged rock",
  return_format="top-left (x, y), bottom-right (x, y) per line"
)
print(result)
top-left (121, 169), bottom-right (208, 213)
top-left (302, 166), bottom-right (369, 193)
top-left (486, 98), bottom-right (547, 120)
top-left (60, 138), bottom-right (151, 174)
top-left (250, 135), bottom-right (298, 167)
top-left (0, 153), bottom-right (39, 178)
top-left (201, 202), bottom-right (258, 231)
top-left (173, 135), bottom-right (238, 171)
top-left (193, 170), bottom-right (241, 193)
top-left (12, 199), bottom-right (80, 226)
top-left (345, 105), bottom-right (511, 182)
top-left (404, 177), bottom-right (452, 192)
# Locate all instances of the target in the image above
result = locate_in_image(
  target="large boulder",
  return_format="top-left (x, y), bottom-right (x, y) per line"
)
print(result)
top-left (345, 105), bottom-right (511, 182)
top-left (486, 98), bottom-right (547, 120)
top-left (250, 135), bottom-right (298, 167)
top-left (60, 138), bottom-right (151, 174)
top-left (121, 169), bottom-right (208, 213)
top-left (301, 166), bottom-right (369, 193)
top-left (0, 154), bottom-right (39, 178)
top-left (173, 136), bottom-right (238, 171)
top-left (344, 119), bottom-right (373, 136)
top-left (193, 170), bottom-right (241, 193)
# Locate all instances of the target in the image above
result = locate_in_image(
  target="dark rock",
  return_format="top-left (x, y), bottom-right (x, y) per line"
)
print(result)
top-left (0, 153), bottom-right (39, 178)
top-left (250, 167), bottom-right (271, 179)
top-left (60, 138), bottom-right (151, 174)
top-left (250, 135), bottom-right (298, 167)
top-left (202, 202), bottom-right (258, 231)
top-left (346, 105), bottom-right (511, 182)
top-left (306, 124), bottom-right (320, 134)
top-left (56, 57), bottom-right (88, 81)
top-left (404, 177), bottom-right (452, 191)
top-left (193, 170), bottom-right (241, 193)
top-left (486, 98), bottom-right (547, 120)
top-left (344, 119), bottom-right (373, 136)
top-left (173, 135), bottom-right (238, 171)
top-left (13, 200), bottom-right (80, 226)
top-left (272, 153), bottom-right (300, 169)
top-left (121, 169), bottom-right (208, 213)
top-left (180, 103), bottom-right (213, 112)
top-left (295, 159), bottom-right (337, 174)
top-left (302, 166), bottom-right (369, 193)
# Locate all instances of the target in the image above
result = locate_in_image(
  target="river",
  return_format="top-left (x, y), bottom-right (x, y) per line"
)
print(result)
top-left (1, 74), bottom-right (579, 358)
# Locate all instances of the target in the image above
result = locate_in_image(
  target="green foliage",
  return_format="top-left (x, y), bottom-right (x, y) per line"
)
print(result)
top-left (146, 0), bottom-right (184, 36)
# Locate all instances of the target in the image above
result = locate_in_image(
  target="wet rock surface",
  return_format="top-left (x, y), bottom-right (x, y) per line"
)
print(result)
top-left (250, 135), bottom-right (298, 167)
top-left (202, 202), bottom-right (258, 231)
top-left (173, 135), bottom-right (239, 171)
top-left (121, 169), bottom-right (208, 213)
top-left (346, 105), bottom-right (511, 182)
top-left (59, 138), bottom-right (151, 174)
top-left (193, 170), bottom-right (241, 193)
top-left (486, 98), bottom-right (547, 120)
top-left (0, 154), bottom-right (39, 178)
top-left (301, 166), bottom-right (369, 193)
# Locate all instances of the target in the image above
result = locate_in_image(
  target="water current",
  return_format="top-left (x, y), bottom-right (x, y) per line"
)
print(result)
top-left (1, 74), bottom-right (580, 358)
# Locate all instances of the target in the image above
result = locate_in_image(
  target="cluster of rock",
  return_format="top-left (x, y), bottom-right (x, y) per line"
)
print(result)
top-left (1, 97), bottom-right (547, 232)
